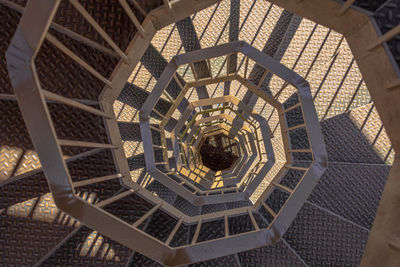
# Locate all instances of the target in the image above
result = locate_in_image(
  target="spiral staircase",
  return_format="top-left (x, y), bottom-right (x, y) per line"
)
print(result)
top-left (1, 0), bottom-right (400, 266)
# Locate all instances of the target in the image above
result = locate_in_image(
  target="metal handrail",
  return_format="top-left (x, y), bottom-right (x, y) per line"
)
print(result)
top-left (176, 104), bottom-right (267, 185)
top-left (132, 41), bottom-right (326, 261)
top-left (157, 99), bottom-right (272, 198)
top-left (7, 0), bottom-right (327, 264)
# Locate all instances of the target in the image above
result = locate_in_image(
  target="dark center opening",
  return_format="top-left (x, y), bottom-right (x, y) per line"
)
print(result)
top-left (199, 133), bottom-right (239, 172)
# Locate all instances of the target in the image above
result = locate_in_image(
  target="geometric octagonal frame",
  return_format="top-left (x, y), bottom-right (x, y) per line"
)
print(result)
top-left (174, 95), bottom-right (272, 190)
top-left (6, 0), bottom-right (327, 264)
top-left (172, 95), bottom-right (270, 191)
top-left (168, 95), bottom-right (273, 193)
top-left (138, 41), bottom-right (327, 207)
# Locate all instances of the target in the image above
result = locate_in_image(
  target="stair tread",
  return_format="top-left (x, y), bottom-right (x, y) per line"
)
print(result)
top-left (0, 171), bottom-right (48, 210)
top-left (308, 162), bottom-right (390, 230)
top-left (1, 0), bottom-right (396, 265)
top-left (283, 202), bottom-right (369, 266)
top-left (321, 111), bottom-right (388, 164)
top-left (146, 180), bottom-right (178, 205)
top-left (0, 213), bottom-right (74, 266)
top-left (237, 239), bottom-right (307, 267)
top-left (35, 30), bottom-right (117, 100)
top-left (0, 4), bottom-right (20, 94)
top-left (41, 226), bottom-right (132, 266)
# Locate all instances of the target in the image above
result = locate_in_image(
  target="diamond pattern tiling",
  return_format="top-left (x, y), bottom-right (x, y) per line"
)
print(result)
top-left (151, 24), bottom-right (183, 62)
top-left (272, 14), bottom-right (302, 64)
top-left (118, 122), bottom-right (142, 142)
top-left (349, 103), bottom-right (394, 164)
top-left (225, 200), bottom-right (252, 209)
top-left (35, 39), bottom-right (106, 100)
top-left (0, 172), bottom-right (48, 209)
top-left (300, 29), bottom-right (342, 93)
top-left (2, 0), bottom-right (397, 265)
top-left (170, 223), bottom-right (197, 248)
top-left (229, 0), bottom-right (240, 42)
top-left (277, 18), bottom-right (316, 75)
top-left (0, 145), bottom-right (23, 181)
top-left (308, 162), bottom-right (390, 229)
top-left (289, 128), bottom-right (310, 150)
top-left (0, 100), bottom-right (34, 150)
top-left (260, 10), bottom-right (294, 59)
top-left (114, 101), bottom-right (138, 123)
top-left (282, 92), bottom-right (299, 109)
top-left (313, 39), bottom-right (356, 119)
top-left (129, 63), bottom-right (158, 93)
top-left (237, 240), bottom-right (307, 267)
top-left (292, 24), bottom-right (329, 77)
top-left (78, 0), bottom-right (142, 51)
top-left (265, 187), bottom-right (290, 214)
top-left (321, 112), bottom-right (385, 164)
top-left (189, 254), bottom-right (240, 267)
top-left (48, 28), bottom-right (118, 78)
top-left (0, 214), bottom-right (73, 266)
top-left (201, 203), bottom-right (227, 214)
top-left (197, 219), bottom-right (225, 242)
top-left (279, 169), bottom-right (305, 190)
top-left (53, 0), bottom-right (111, 48)
top-left (5, 196), bottom-right (38, 219)
top-left (146, 180), bottom-right (177, 205)
top-left (128, 252), bottom-right (164, 267)
top-left (193, 1), bottom-right (230, 48)
top-left (285, 106), bottom-right (304, 128)
top-left (32, 193), bottom-right (67, 224)
top-left (143, 209), bottom-right (177, 242)
top-left (103, 193), bottom-right (154, 225)
top-left (321, 58), bottom-right (367, 120)
top-left (42, 226), bottom-right (132, 266)
top-left (13, 150), bottom-right (42, 177)
top-left (228, 214), bottom-right (254, 235)
top-left (76, 179), bottom-right (122, 201)
top-left (0, 4), bottom-right (20, 94)
top-left (258, 205), bottom-right (275, 224)
top-left (118, 83), bottom-right (151, 111)
top-left (67, 149), bottom-right (116, 182)
top-left (347, 80), bottom-right (371, 111)
top-left (241, 8), bottom-right (294, 103)
top-left (173, 195), bottom-right (201, 216)
top-left (252, 211), bottom-right (269, 229)
top-left (48, 103), bottom-right (108, 143)
top-left (283, 203), bottom-right (369, 266)
top-left (176, 17), bottom-right (211, 79)
top-left (240, 2), bottom-right (283, 52)
top-left (141, 44), bottom-right (168, 79)
top-left (250, 161), bottom-right (285, 203)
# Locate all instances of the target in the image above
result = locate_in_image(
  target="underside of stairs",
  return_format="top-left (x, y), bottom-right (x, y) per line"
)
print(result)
top-left (1, 0), bottom-right (399, 266)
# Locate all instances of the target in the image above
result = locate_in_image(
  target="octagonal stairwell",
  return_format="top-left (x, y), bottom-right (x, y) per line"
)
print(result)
top-left (1, 0), bottom-right (399, 266)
